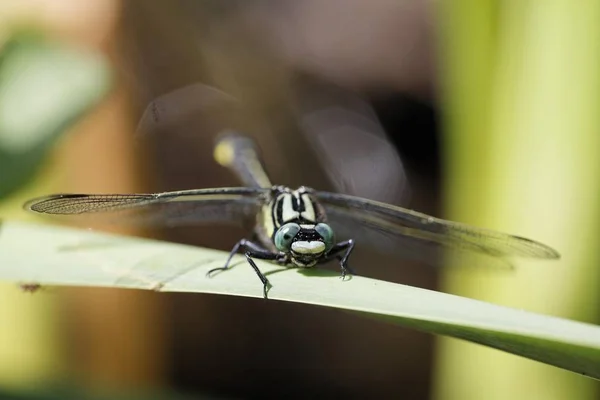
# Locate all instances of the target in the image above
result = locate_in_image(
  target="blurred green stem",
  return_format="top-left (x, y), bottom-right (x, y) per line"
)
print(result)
top-left (434, 1), bottom-right (600, 399)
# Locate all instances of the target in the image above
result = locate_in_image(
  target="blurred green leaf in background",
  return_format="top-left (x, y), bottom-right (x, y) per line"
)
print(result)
top-left (0, 29), bottom-right (111, 392)
top-left (0, 31), bottom-right (111, 199)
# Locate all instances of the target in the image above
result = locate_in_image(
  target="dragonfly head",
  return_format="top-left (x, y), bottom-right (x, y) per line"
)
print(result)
top-left (274, 222), bottom-right (335, 267)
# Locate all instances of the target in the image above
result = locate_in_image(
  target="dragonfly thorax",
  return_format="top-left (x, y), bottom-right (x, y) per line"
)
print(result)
top-left (274, 186), bottom-right (320, 225)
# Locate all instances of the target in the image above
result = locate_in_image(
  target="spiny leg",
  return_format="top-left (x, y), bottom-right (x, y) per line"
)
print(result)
top-left (207, 238), bottom-right (281, 299)
top-left (243, 253), bottom-right (272, 299)
top-left (207, 239), bottom-right (276, 275)
top-left (322, 239), bottom-right (355, 280)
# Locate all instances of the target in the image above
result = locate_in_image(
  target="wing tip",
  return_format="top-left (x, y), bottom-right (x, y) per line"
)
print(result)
top-left (514, 235), bottom-right (561, 260)
top-left (24, 194), bottom-right (86, 214)
top-left (543, 246), bottom-right (561, 260)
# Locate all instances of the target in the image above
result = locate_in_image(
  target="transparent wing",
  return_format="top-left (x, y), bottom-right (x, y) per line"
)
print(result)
top-left (316, 191), bottom-right (560, 268)
top-left (25, 187), bottom-right (268, 228)
top-left (294, 78), bottom-right (409, 204)
top-left (134, 83), bottom-right (238, 140)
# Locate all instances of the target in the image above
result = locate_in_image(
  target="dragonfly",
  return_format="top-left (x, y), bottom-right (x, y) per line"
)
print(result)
top-left (25, 132), bottom-right (560, 298)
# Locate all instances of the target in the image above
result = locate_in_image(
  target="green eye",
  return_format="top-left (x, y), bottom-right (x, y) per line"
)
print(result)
top-left (274, 223), bottom-right (301, 252)
top-left (315, 223), bottom-right (335, 251)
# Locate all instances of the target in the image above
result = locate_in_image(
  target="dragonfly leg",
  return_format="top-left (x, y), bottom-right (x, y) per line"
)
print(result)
top-left (207, 239), bottom-right (272, 274)
top-left (323, 239), bottom-right (355, 280)
top-left (207, 239), bottom-right (280, 299)
top-left (243, 253), bottom-right (272, 299)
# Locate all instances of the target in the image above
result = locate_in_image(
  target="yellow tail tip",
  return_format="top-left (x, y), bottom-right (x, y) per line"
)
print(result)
top-left (213, 139), bottom-right (235, 167)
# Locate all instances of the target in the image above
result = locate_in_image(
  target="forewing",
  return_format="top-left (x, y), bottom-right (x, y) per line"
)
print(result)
top-left (25, 187), bottom-right (268, 228)
top-left (316, 191), bottom-right (560, 268)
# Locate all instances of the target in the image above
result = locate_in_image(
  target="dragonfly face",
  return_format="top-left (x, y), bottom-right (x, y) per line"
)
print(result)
top-left (276, 222), bottom-right (335, 267)
top-left (264, 186), bottom-right (336, 267)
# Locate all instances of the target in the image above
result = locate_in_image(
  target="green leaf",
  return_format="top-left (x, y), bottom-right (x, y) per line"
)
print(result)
top-left (0, 32), bottom-right (111, 198)
top-left (0, 220), bottom-right (599, 380)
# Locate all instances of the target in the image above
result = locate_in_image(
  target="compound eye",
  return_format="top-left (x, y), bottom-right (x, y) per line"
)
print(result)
top-left (274, 223), bottom-right (301, 252)
top-left (315, 223), bottom-right (335, 251)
